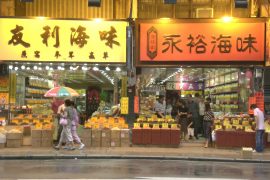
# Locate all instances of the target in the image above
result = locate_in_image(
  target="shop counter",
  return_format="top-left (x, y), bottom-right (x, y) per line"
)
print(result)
top-left (216, 130), bottom-right (270, 148)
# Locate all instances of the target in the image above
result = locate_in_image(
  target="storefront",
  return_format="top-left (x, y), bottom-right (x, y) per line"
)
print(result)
top-left (0, 17), bottom-right (131, 148)
top-left (133, 18), bottom-right (270, 147)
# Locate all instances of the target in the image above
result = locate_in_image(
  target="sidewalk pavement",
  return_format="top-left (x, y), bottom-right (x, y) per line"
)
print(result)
top-left (1, 141), bottom-right (270, 163)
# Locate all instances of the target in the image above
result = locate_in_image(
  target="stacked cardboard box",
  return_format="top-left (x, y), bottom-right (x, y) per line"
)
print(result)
top-left (91, 129), bottom-right (101, 147)
top-left (121, 129), bottom-right (130, 147)
top-left (41, 129), bottom-right (53, 147)
top-left (31, 129), bottom-right (42, 147)
top-left (6, 132), bottom-right (23, 148)
top-left (110, 129), bottom-right (121, 147)
top-left (80, 128), bottom-right (92, 147)
top-left (101, 129), bottom-right (111, 147)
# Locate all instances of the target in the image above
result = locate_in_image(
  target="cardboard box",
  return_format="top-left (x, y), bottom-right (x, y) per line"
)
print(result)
top-left (6, 139), bottom-right (21, 148)
top-left (0, 143), bottom-right (5, 148)
top-left (101, 129), bottom-right (111, 138)
top-left (121, 139), bottom-right (130, 147)
top-left (23, 136), bottom-right (32, 146)
top-left (31, 138), bottom-right (41, 147)
top-left (120, 129), bottom-right (129, 138)
top-left (31, 129), bottom-right (42, 139)
top-left (6, 132), bottom-right (23, 140)
top-left (81, 137), bottom-right (91, 147)
top-left (111, 130), bottom-right (121, 138)
top-left (42, 129), bottom-right (53, 139)
top-left (81, 128), bottom-right (92, 138)
top-left (41, 138), bottom-right (52, 147)
top-left (91, 140), bottom-right (101, 147)
top-left (23, 126), bottom-right (31, 136)
top-left (101, 139), bottom-right (111, 147)
top-left (111, 141), bottom-right (120, 147)
top-left (92, 129), bottom-right (101, 139)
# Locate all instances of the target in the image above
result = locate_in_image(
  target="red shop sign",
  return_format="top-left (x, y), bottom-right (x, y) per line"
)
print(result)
top-left (140, 22), bottom-right (265, 62)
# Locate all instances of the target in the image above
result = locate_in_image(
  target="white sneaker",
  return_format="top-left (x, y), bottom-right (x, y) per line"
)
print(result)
top-left (78, 143), bottom-right (85, 150)
top-left (252, 150), bottom-right (257, 153)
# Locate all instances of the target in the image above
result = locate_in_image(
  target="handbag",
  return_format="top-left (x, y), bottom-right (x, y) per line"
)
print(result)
top-left (59, 117), bottom-right (68, 126)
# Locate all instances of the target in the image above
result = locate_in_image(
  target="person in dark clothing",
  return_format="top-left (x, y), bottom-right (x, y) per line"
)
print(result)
top-left (186, 95), bottom-right (200, 139)
top-left (203, 103), bottom-right (214, 148)
top-left (177, 99), bottom-right (188, 140)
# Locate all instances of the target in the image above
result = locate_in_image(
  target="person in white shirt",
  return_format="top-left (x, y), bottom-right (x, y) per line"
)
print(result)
top-left (154, 95), bottom-right (166, 118)
top-left (250, 104), bottom-right (265, 152)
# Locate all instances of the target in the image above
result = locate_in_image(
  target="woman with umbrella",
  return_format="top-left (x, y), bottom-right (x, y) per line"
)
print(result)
top-left (54, 99), bottom-right (75, 150)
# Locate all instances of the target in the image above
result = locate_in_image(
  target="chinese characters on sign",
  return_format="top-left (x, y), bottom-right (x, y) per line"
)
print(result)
top-left (0, 18), bottom-right (127, 63)
top-left (140, 23), bottom-right (264, 62)
top-left (166, 82), bottom-right (204, 91)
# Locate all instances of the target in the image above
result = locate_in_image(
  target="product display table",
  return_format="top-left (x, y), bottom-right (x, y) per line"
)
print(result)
top-left (216, 130), bottom-right (270, 148)
top-left (132, 128), bottom-right (180, 146)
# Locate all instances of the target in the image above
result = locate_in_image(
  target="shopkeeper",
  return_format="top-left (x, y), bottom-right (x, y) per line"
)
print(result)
top-left (154, 95), bottom-right (166, 118)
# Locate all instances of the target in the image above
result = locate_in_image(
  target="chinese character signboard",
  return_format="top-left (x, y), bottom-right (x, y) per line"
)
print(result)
top-left (166, 82), bottom-right (204, 91)
top-left (0, 18), bottom-right (127, 63)
top-left (120, 97), bottom-right (129, 115)
top-left (140, 22), bottom-right (265, 62)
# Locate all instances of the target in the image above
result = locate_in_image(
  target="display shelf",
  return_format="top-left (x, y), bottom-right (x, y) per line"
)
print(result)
top-left (205, 80), bottom-right (238, 89)
top-left (210, 91), bottom-right (238, 96)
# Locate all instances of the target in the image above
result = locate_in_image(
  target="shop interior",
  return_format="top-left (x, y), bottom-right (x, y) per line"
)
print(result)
top-left (138, 67), bottom-right (255, 116)
top-left (0, 63), bottom-right (126, 126)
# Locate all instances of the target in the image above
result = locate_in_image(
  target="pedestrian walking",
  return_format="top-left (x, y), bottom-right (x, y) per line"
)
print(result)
top-left (71, 101), bottom-right (85, 150)
top-left (250, 104), bottom-right (265, 153)
top-left (203, 103), bottom-right (214, 148)
top-left (54, 99), bottom-right (75, 150)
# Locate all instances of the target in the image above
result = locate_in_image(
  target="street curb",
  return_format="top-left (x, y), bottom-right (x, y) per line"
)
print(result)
top-left (0, 155), bottom-right (270, 163)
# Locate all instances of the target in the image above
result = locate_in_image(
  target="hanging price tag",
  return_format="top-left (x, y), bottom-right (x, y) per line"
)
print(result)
top-left (162, 123), bottom-right (168, 128)
top-left (245, 126), bottom-right (252, 131)
top-left (133, 123), bottom-right (140, 128)
top-left (225, 124), bottom-right (232, 130)
top-left (215, 125), bottom-right (222, 130)
top-left (143, 123), bottom-right (150, 128)
top-left (232, 119), bottom-right (239, 125)
top-left (152, 124), bottom-right (160, 129)
top-left (171, 124), bottom-right (178, 129)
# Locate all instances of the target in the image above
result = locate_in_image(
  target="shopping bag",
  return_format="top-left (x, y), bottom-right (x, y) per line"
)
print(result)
top-left (211, 130), bottom-right (216, 142)
top-left (60, 117), bottom-right (68, 126)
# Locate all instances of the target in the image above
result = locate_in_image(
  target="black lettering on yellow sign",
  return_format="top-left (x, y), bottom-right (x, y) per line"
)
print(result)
top-left (69, 51), bottom-right (74, 59)
top-left (103, 52), bottom-right (108, 60)
top-left (34, 51), bottom-right (40, 58)
top-left (55, 51), bottom-right (61, 59)
top-left (89, 52), bottom-right (95, 59)
top-left (8, 25), bottom-right (30, 48)
top-left (70, 26), bottom-right (89, 48)
top-left (99, 26), bottom-right (120, 48)
top-left (21, 50), bottom-right (27, 58)
top-left (41, 25), bottom-right (60, 48)
top-left (162, 34), bottom-right (182, 53)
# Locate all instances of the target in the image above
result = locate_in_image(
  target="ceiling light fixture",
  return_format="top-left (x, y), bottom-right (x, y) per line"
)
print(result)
top-left (33, 66), bottom-right (38, 70)
top-left (9, 65), bottom-right (13, 70)
top-left (93, 66), bottom-right (99, 71)
top-left (116, 67), bottom-right (121, 72)
top-left (45, 66), bottom-right (50, 70)
top-left (105, 66), bottom-right (110, 71)
top-left (21, 65), bottom-right (25, 70)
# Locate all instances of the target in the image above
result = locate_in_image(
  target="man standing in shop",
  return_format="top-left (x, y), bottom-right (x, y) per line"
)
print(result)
top-left (154, 95), bottom-right (166, 118)
top-left (186, 94), bottom-right (200, 139)
top-left (250, 104), bottom-right (265, 153)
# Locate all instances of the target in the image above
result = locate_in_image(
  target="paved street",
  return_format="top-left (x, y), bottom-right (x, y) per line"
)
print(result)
top-left (0, 159), bottom-right (269, 180)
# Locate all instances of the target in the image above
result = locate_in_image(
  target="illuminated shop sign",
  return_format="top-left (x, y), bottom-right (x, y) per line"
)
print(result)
top-left (0, 18), bottom-right (127, 63)
top-left (140, 22), bottom-right (265, 62)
